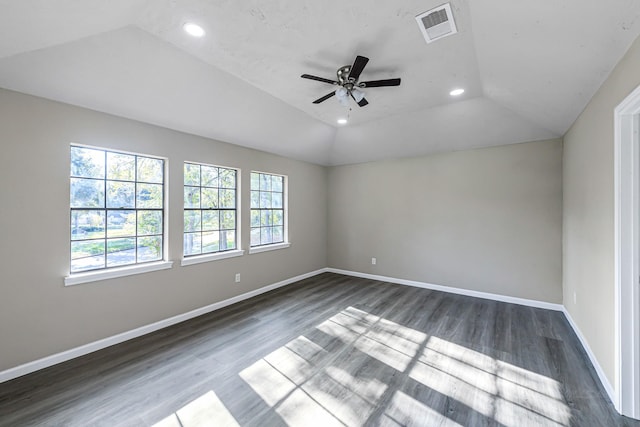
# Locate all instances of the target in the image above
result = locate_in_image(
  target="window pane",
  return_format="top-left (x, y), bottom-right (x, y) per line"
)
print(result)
top-left (70, 146), bottom-right (166, 273)
top-left (184, 163), bottom-right (200, 186)
top-left (107, 210), bottom-right (136, 237)
top-left (260, 191), bottom-right (271, 208)
top-left (71, 178), bottom-right (104, 208)
top-left (138, 157), bottom-right (163, 183)
top-left (202, 210), bottom-right (219, 231)
top-left (273, 226), bottom-right (283, 243)
top-left (272, 175), bottom-right (283, 192)
top-left (184, 186), bottom-right (200, 208)
top-left (71, 240), bottom-right (105, 272)
top-left (107, 238), bottom-right (136, 267)
top-left (138, 236), bottom-right (162, 262)
top-left (272, 210), bottom-right (283, 226)
top-left (220, 168), bottom-right (236, 189)
top-left (106, 181), bottom-right (135, 209)
top-left (251, 172), bottom-right (260, 190)
top-left (202, 231), bottom-right (220, 254)
top-left (71, 146), bottom-right (105, 179)
top-left (221, 230), bottom-right (236, 251)
top-left (250, 228), bottom-right (261, 246)
top-left (107, 152), bottom-right (135, 181)
top-left (71, 210), bottom-right (105, 240)
top-left (219, 189), bottom-right (235, 208)
top-left (272, 192), bottom-right (283, 208)
top-left (260, 174), bottom-right (271, 191)
top-left (261, 210), bottom-right (272, 227)
top-left (138, 210), bottom-right (162, 236)
top-left (201, 166), bottom-right (218, 187)
top-left (184, 210), bottom-right (201, 233)
top-left (261, 227), bottom-right (273, 245)
top-left (251, 191), bottom-right (260, 209)
top-left (251, 210), bottom-right (260, 227)
top-left (184, 232), bottom-right (201, 256)
top-left (137, 183), bottom-right (163, 208)
top-left (221, 210), bottom-right (235, 230)
top-left (201, 188), bottom-right (219, 209)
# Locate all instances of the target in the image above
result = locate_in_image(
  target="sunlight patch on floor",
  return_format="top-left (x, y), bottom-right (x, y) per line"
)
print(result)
top-left (383, 390), bottom-right (464, 427)
top-left (239, 306), bottom-right (572, 426)
top-left (152, 391), bottom-right (240, 427)
top-left (411, 336), bottom-right (571, 426)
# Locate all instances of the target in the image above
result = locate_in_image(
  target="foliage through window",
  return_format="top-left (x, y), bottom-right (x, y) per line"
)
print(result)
top-left (70, 146), bottom-right (165, 273)
top-left (184, 163), bottom-right (238, 256)
top-left (250, 172), bottom-right (285, 247)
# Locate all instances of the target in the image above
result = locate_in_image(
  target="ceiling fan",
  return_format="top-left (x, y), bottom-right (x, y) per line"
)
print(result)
top-left (301, 55), bottom-right (401, 107)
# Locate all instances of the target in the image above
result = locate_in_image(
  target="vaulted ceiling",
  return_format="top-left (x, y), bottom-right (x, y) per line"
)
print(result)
top-left (1, 0), bottom-right (639, 165)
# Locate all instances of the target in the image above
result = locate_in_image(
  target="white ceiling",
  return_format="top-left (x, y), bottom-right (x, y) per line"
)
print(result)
top-left (0, 0), bottom-right (639, 165)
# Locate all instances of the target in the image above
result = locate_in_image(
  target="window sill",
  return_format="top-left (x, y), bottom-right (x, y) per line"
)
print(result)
top-left (249, 242), bottom-right (291, 254)
top-left (64, 261), bottom-right (174, 286)
top-left (181, 249), bottom-right (245, 266)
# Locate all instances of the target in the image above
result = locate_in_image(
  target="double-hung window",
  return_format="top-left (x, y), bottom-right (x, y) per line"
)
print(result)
top-left (250, 171), bottom-right (287, 249)
top-left (69, 145), bottom-right (165, 274)
top-left (184, 162), bottom-right (238, 258)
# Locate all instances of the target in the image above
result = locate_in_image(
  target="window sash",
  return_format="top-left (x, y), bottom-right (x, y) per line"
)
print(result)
top-left (69, 145), bottom-right (165, 273)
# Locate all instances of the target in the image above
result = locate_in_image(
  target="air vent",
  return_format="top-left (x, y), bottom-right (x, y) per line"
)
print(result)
top-left (416, 3), bottom-right (457, 44)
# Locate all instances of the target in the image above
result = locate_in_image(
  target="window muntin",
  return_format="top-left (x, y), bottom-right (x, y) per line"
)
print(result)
top-left (183, 162), bottom-right (238, 257)
top-left (250, 172), bottom-right (285, 247)
top-left (70, 146), bottom-right (165, 273)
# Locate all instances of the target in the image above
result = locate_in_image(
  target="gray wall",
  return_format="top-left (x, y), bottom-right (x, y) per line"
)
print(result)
top-left (563, 35), bottom-right (640, 386)
top-left (0, 88), bottom-right (328, 372)
top-left (327, 139), bottom-right (563, 303)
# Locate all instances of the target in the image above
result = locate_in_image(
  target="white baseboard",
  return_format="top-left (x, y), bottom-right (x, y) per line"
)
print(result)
top-left (0, 268), bottom-right (327, 384)
top-left (327, 268), bottom-right (564, 311)
top-left (561, 307), bottom-right (616, 405)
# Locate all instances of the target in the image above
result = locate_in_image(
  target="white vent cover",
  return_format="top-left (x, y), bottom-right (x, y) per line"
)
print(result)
top-left (415, 3), bottom-right (458, 44)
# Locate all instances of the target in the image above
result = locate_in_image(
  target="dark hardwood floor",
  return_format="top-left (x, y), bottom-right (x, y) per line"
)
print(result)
top-left (0, 273), bottom-right (636, 426)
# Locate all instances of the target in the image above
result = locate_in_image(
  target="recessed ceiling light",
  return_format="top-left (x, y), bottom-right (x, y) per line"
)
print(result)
top-left (450, 88), bottom-right (465, 96)
top-left (183, 22), bottom-right (205, 38)
top-left (337, 118), bottom-right (348, 125)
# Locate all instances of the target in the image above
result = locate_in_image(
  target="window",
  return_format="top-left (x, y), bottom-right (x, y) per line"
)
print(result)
top-left (250, 171), bottom-right (286, 247)
top-left (184, 162), bottom-right (238, 257)
top-left (70, 145), bottom-right (165, 273)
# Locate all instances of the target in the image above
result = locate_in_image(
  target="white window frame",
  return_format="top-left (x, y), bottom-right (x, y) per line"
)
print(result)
top-left (249, 171), bottom-right (290, 254)
top-left (181, 161), bottom-right (244, 266)
top-left (65, 144), bottom-right (172, 286)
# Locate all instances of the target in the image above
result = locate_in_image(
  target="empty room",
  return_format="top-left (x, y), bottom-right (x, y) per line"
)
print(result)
top-left (1, 1), bottom-right (640, 426)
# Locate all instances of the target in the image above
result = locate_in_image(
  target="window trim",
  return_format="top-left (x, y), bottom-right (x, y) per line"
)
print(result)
top-left (68, 144), bottom-right (169, 277)
top-left (182, 161), bottom-right (241, 260)
top-left (250, 170), bottom-right (289, 249)
top-left (248, 242), bottom-right (290, 254)
top-left (64, 260), bottom-right (173, 286)
top-left (181, 249), bottom-right (245, 266)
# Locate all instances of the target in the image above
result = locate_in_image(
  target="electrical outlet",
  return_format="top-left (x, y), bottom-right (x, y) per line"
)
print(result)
top-left (235, 273), bottom-right (241, 283)
top-left (371, 257), bottom-right (377, 265)
top-left (573, 291), bottom-right (576, 304)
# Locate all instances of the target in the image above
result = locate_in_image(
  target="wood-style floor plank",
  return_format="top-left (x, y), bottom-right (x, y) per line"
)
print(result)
top-left (0, 273), bottom-right (636, 427)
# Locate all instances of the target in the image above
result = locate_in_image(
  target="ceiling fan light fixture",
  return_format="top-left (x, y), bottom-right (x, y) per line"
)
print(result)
top-left (183, 22), bottom-right (205, 38)
top-left (335, 87), bottom-right (350, 106)
top-left (450, 88), bottom-right (465, 96)
top-left (352, 88), bottom-right (366, 103)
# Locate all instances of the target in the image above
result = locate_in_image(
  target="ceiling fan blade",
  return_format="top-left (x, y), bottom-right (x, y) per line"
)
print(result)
top-left (351, 92), bottom-right (369, 107)
top-left (301, 74), bottom-right (338, 85)
top-left (360, 78), bottom-right (401, 88)
top-left (313, 91), bottom-right (336, 104)
top-left (348, 55), bottom-right (369, 81)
